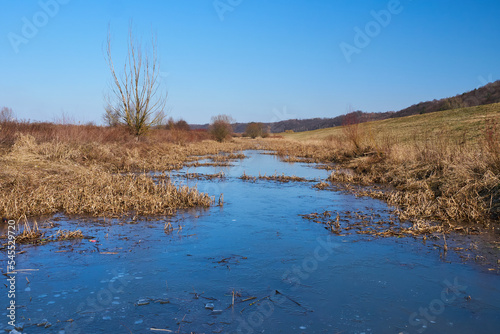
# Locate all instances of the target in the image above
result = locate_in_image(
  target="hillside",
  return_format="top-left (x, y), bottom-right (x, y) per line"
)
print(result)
top-left (394, 80), bottom-right (500, 118)
top-left (190, 80), bottom-right (500, 133)
top-left (229, 110), bottom-right (391, 133)
top-left (281, 102), bottom-right (500, 143)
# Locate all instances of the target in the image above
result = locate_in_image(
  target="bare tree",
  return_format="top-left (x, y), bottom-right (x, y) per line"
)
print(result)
top-left (103, 106), bottom-right (120, 127)
top-left (105, 25), bottom-right (166, 136)
top-left (0, 107), bottom-right (15, 123)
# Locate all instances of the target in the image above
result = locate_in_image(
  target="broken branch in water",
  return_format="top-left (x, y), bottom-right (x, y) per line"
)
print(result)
top-left (274, 290), bottom-right (312, 312)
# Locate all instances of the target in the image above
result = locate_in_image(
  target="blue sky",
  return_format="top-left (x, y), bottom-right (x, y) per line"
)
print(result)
top-left (1, 0), bottom-right (499, 124)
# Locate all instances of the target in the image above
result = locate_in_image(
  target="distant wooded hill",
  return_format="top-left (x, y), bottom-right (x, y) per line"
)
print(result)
top-left (190, 80), bottom-right (500, 133)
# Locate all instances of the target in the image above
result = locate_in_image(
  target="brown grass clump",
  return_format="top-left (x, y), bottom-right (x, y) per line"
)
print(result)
top-left (240, 172), bottom-right (257, 182)
top-left (184, 172), bottom-right (226, 180)
top-left (239, 171), bottom-right (309, 183)
top-left (301, 210), bottom-right (444, 238)
top-left (210, 152), bottom-right (246, 162)
top-left (54, 229), bottom-right (84, 241)
top-left (15, 220), bottom-right (43, 244)
top-left (313, 182), bottom-right (330, 190)
top-left (257, 172), bottom-right (308, 183)
top-left (14, 218), bottom-right (84, 244)
top-left (1, 163), bottom-right (213, 218)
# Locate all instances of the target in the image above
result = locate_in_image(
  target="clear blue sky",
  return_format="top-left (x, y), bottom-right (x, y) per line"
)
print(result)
top-left (1, 0), bottom-right (499, 124)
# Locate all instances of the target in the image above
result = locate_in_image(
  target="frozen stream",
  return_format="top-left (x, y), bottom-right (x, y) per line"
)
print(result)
top-left (1, 151), bottom-right (499, 333)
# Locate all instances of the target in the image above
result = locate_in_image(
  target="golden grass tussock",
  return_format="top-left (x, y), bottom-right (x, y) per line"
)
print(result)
top-left (184, 172), bottom-right (226, 180)
top-left (54, 229), bottom-right (84, 241)
top-left (14, 217), bottom-right (84, 244)
top-left (240, 171), bottom-right (309, 183)
top-left (15, 219), bottom-right (42, 244)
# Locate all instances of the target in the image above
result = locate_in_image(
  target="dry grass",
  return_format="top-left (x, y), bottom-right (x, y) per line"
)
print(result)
top-left (0, 125), bottom-right (257, 219)
top-left (15, 219), bottom-right (42, 244)
top-left (0, 120), bottom-right (211, 146)
top-left (322, 133), bottom-right (500, 228)
top-left (14, 217), bottom-right (84, 244)
top-left (240, 171), bottom-right (309, 183)
top-left (1, 158), bottom-right (213, 218)
top-left (2, 104), bottom-right (499, 232)
top-left (184, 172), bottom-right (226, 180)
top-left (270, 104), bottom-right (500, 229)
top-left (54, 229), bottom-right (84, 241)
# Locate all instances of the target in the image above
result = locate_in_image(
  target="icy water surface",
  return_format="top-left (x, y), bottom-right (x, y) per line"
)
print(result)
top-left (1, 151), bottom-right (499, 333)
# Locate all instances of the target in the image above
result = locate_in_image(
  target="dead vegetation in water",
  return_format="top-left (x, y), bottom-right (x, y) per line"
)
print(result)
top-left (182, 172), bottom-right (226, 180)
top-left (54, 229), bottom-right (84, 241)
top-left (264, 107), bottom-right (500, 228)
top-left (240, 171), bottom-right (310, 183)
top-left (14, 218), bottom-right (84, 244)
top-left (210, 152), bottom-right (246, 162)
top-left (15, 219), bottom-right (43, 244)
top-left (313, 182), bottom-right (330, 190)
top-left (183, 161), bottom-right (233, 168)
top-left (300, 210), bottom-right (448, 238)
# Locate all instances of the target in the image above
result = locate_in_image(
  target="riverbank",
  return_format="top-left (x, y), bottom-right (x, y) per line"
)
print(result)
top-left (1, 103), bottom-right (499, 234)
top-left (0, 127), bottom-right (258, 219)
top-left (273, 103), bottom-right (500, 231)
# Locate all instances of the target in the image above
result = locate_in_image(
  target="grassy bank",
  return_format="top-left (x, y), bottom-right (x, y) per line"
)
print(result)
top-left (0, 124), bottom-right (258, 220)
top-left (282, 103), bottom-right (500, 145)
top-left (275, 103), bottom-right (500, 230)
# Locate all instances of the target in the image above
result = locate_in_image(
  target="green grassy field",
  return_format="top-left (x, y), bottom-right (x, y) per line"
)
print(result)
top-left (282, 102), bottom-right (500, 144)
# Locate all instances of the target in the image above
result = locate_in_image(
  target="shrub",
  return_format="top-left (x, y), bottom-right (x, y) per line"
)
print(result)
top-left (245, 122), bottom-right (263, 138)
top-left (342, 111), bottom-right (363, 151)
top-left (209, 114), bottom-right (233, 142)
top-left (166, 118), bottom-right (190, 131)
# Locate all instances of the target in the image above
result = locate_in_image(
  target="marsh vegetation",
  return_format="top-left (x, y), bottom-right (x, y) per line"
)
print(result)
top-left (1, 103), bottom-right (499, 237)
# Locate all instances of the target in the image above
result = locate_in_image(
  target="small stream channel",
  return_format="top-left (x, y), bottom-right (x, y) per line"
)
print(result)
top-left (1, 151), bottom-right (499, 333)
